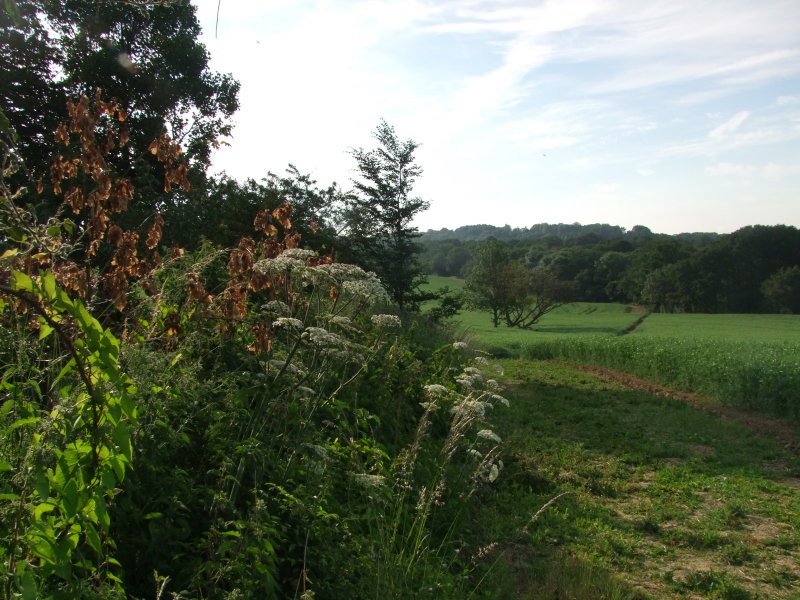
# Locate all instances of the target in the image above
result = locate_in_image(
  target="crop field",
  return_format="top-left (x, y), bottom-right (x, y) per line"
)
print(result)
top-left (473, 360), bottom-right (800, 600)
top-left (424, 276), bottom-right (800, 419)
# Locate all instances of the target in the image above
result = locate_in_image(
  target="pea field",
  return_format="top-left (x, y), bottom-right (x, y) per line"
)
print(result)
top-left (427, 276), bottom-right (800, 420)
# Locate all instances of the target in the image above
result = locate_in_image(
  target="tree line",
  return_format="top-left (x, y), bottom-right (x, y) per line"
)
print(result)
top-left (424, 224), bottom-right (800, 314)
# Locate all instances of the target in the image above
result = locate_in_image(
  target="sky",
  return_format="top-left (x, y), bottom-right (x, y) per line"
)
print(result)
top-left (190, 0), bottom-right (800, 235)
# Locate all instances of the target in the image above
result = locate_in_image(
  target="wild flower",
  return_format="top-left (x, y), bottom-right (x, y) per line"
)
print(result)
top-left (353, 473), bottom-right (387, 489)
top-left (491, 394), bottom-right (510, 407)
top-left (473, 356), bottom-right (489, 365)
top-left (467, 448), bottom-right (483, 459)
top-left (253, 255), bottom-right (306, 274)
top-left (342, 279), bottom-right (390, 305)
top-left (327, 315), bottom-right (352, 327)
top-left (281, 248), bottom-right (316, 260)
top-left (264, 300), bottom-right (292, 316)
top-left (423, 384), bottom-right (449, 396)
top-left (267, 360), bottom-right (306, 377)
top-left (451, 399), bottom-right (485, 418)
top-left (303, 326), bottom-right (346, 347)
top-left (452, 341), bottom-right (468, 350)
top-left (272, 317), bottom-right (303, 329)
top-left (477, 429), bottom-right (502, 443)
top-left (463, 366), bottom-right (482, 376)
top-left (371, 314), bottom-right (401, 329)
top-left (486, 379), bottom-right (501, 390)
top-left (455, 375), bottom-right (474, 388)
top-left (296, 386), bottom-right (316, 396)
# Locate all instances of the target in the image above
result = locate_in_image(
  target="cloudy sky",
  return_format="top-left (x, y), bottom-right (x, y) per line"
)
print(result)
top-left (191, 0), bottom-right (800, 234)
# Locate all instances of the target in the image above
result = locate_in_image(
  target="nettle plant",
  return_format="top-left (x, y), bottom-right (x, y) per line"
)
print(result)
top-left (0, 92), bottom-right (167, 597)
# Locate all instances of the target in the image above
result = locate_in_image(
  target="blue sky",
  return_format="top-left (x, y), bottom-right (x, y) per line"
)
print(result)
top-left (191, 0), bottom-right (800, 234)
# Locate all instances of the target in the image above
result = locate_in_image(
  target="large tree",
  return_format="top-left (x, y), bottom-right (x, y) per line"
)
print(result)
top-left (0, 0), bottom-right (239, 220)
top-left (343, 120), bottom-right (429, 308)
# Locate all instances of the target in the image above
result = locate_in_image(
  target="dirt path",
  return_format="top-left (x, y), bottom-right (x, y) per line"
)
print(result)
top-left (547, 360), bottom-right (800, 454)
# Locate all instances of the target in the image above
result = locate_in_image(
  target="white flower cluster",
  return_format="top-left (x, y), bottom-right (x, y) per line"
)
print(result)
top-left (452, 341), bottom-right (468, 350)
top-left (267, 359), bottom-right (306, 377)
top-left (273, 317), bottom-right (303, 329)
top-left (282, 248), bottom-right (316, 260)
top-left (423, 384), bottom-right (449, 396)
top-left (477, 429), bottom-right (502, 444)
top-left (303, 327), bottom-right (346, 347)
top-left (342, 279), bottom-right (390, 305)
top-left (473, 356), bottom-right (490, 366)
top-left (264, 300), bottom-right (291, 316)
top-left (371, 314), bottom-right (401, 329)
top-left (302, 326), bottom-right (369, 364)
top-left (327, 315), bottom-right (352, 327)
top-left (254, 255), bottom-right (307, 275)
top-left (491, 394), bottom-right (510, 407)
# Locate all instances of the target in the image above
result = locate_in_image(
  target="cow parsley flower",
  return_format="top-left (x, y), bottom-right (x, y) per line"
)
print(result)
top-left (424, 384), bottom-right (449, 396)
top-left (452, 341), bottom-right (468, 350)
top-left (371, 314), bottom-right (401, 329)
top-left (477, 429), bottom-right (502, 443)
top-left (491, 394), bottom-right (510, 407)
top-left (273, 317), bottom-right (303, 329)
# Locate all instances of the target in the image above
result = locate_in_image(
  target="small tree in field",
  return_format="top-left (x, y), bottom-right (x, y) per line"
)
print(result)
top-left (344, 120), bottom-right (429, 308)
top-left (502, 266), bottom-right (574, 329)
top-left (466, 239), bottom-right (572, 329)
top-left (464, 238), bottom-right (510, 327)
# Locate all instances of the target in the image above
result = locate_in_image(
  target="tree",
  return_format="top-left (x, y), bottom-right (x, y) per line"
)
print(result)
top-left (343, 120), bottom-right (429, 308)
top-left (464, 239), bottom-right (510, 327)
top-left (501, 265), bottom-right (574, 329)
top-left (0, 0), bottom-right (239, 220)
top-left (762, 266), bottom-right (800, 313)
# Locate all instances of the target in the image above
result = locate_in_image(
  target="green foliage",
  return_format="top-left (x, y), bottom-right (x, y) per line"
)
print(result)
top-left (343, 120), bottom-right (430, 309)
top-left (1, 271), bottom-right (136, 598)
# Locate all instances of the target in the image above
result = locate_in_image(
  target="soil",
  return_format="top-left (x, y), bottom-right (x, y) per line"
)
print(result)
top-left (546, 361), bottom-right (800, 455)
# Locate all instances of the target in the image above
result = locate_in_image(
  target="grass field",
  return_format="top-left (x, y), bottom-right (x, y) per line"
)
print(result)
top-left (424, 275), bottom-right (800, 419)
top-left (472, 360), bottom-right (800, 600)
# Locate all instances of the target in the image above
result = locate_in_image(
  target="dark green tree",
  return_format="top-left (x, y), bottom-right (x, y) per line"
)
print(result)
top-left (343, 120), bottom-right (429, 308)
top-left (0, 0), bottom-right (239, 220)
top-left (464, 239), bottom-right (511, 327)
top-left (761, 266), bottom-right (800, 313)
top-left (501, 265), bottom-right (574, 329)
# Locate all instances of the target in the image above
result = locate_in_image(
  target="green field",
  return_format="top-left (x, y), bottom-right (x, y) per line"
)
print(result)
top-left (425, 276), bottom-right (800, 419)
top-left (472, 360), bottom-right (800, 600)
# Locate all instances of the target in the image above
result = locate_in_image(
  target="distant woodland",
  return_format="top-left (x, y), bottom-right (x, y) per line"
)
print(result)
top-left (421, 223), bottom-right (800, 313)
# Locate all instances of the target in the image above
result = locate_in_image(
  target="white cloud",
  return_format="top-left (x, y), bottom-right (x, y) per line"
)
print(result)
top-left (777, 95), bottom-right (800, 106)
top-left (709, 111), bottom-right (750, 139)
top-left (706, 163), bottom-right (756, 176)
top-left (763, 162), bottom-right (800, 179)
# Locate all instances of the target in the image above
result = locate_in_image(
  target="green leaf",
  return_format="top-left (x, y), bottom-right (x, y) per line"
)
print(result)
top-left (84, 521), bottom-right (102, 554)
top-left (33, 502), bottom-right (57, 521)
top-left (17, 565), bottom-right (38, 600)
top-left (9, 416), bottom-right (39, 431)
top-left (41, 270), bottom-right (57, 301)
top-left (11, 270), bottom-right (33, 292)
top-left (39, 316), bottom-right (55, 340)
top-left (0, 460), bottom-right (13, 472)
